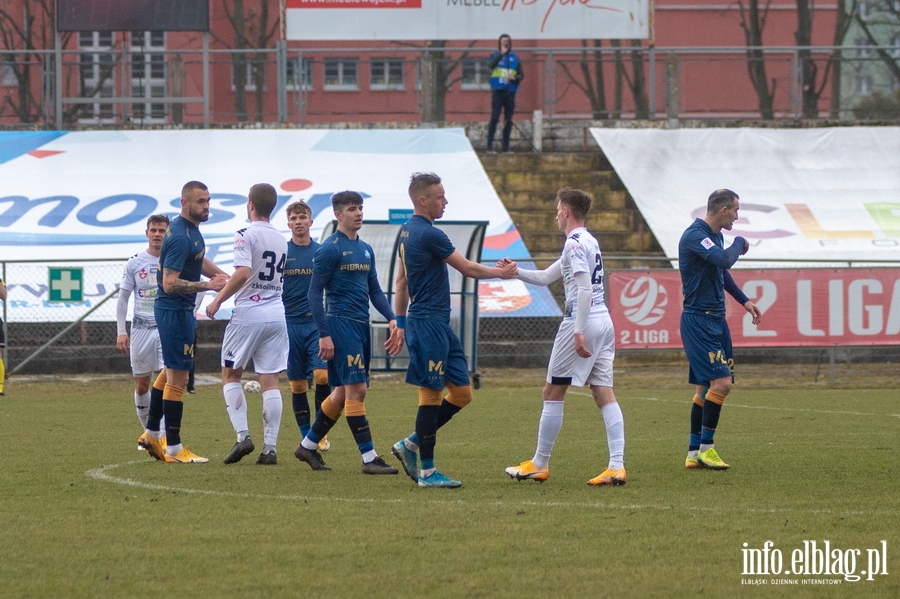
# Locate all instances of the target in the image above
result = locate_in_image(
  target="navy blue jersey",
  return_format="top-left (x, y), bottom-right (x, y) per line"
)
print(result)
top-left (678, 218), bottom-right (747, 317)
top-left (398, 215), bottom-right (455, 318)
top-left (309, 230), bottom-right (393, 337)
top-left (282, 239), bottom-right (318, 324)
top-left (155, 216), bottom-right (205, 311)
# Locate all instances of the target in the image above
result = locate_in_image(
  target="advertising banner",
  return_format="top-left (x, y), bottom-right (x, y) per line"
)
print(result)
top-left (590, 127), bottom-right (900, 266)
top-left (285, 0), bottom-right (649, 41)
top-left (0, 129), bottom-right (559, 321)
top-left (608, 268), bottom-right (900, 349)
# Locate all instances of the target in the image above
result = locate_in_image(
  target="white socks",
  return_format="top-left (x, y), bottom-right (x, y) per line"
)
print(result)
top-left (532, 400), bottom-right (564, 468)
top-left (223, 382), bottom-right (249, 437)
top-left (601, 402), bottom-right (625, 470)
top-left (135, 391), bottom-right (151, 429)
top-left (261, 389), bottom-right (283, 447)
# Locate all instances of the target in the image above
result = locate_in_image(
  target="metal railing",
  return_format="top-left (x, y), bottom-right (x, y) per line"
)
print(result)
top-left (0, 43), bottom-right (897, 127)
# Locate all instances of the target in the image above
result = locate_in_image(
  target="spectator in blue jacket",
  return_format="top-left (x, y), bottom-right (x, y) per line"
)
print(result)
top-left (487, 34), bottom-right (524, 153)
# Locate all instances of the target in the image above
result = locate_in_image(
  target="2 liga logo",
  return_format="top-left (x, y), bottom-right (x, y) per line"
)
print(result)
top-left (619, 276), bottom-right (668, 326)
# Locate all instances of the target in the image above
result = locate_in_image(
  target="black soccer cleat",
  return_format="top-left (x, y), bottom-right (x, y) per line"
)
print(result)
top-left (294, 444), bottom-right (332, 471)
top-left (223, 436), bottom-right (255, 464)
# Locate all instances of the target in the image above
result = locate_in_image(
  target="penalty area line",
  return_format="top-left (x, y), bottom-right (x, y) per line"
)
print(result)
top-left (85, 461), bottom-right (897, 516)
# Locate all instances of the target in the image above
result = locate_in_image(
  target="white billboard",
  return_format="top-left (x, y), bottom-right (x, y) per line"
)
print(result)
top-left (285, 0), bottom-right (649, 41)
top-left (590, 127), bottom-right (900, 266)
top-left (0, 128), bottom-right (560, 320)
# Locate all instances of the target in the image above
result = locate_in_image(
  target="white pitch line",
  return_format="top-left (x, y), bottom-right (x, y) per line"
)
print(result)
top-left (85, 461), bottom-right (898, 516)
top-left (569, 391), bottom-right (900, 418)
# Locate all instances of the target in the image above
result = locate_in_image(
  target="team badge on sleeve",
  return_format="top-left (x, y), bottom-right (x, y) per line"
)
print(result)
top-left (700, 237), bottom-right (715, 250)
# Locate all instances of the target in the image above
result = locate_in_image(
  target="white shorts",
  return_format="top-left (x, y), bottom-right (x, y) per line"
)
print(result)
top-left (130, 326), bottom-right (164, 377)
top-left (546, 312), bottom-right (615, 388)
top-left (221, 321), bottom-right (288, 374)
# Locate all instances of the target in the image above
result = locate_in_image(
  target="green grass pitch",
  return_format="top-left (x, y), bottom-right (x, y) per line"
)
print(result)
top-left (1, 364), bottom-right (897, 598)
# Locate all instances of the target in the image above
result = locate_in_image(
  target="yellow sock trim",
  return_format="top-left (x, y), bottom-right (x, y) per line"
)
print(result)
top-left (290, 379), bottom-right (308, 394)
top-left (345, 399), bottom-right (366, 417)
top-left (445, 382), bottom-right (473, 408)
top-left (163, 384), bottom-right (184, 402)
top-left (321, 396), bottom-right (342, 420)
top-left (313, 369), bottom-right (329, 386)
top-left (692, 394), bottom-right (704, 407)
top-left (706, 390), bottom-right (727, 405)
top-left (418, 387), bottom-right (443, 406)
top-left (153, 371), bottom-right (168, 391)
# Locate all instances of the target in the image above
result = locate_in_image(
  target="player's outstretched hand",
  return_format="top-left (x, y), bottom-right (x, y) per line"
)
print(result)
top-left (208, 273), bottom-right (229, 291)
top-left (498, 260), bottom-right (518, 279)
top-left (744, 300), bottom-right (762, 325)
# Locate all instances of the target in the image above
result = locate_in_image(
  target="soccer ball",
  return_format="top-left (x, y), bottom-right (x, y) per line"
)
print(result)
top-left (243, 380), bottom-right (261, 394)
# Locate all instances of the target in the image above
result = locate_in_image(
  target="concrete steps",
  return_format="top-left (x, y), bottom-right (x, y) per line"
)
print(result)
top-left (479, 152), bottom-right (664, 259)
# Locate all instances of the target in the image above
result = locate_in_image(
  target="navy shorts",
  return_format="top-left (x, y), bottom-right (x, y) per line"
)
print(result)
top-left (326, 316), bottom-right (370, 387)
top-left (287, 321), bottom-right (326, 381)
top-left (155, 306), bottom-right (197, 371)
top-left (680, 311), bottom-right (734, 386)
top-left (405, 316), bottom-right (469, 390)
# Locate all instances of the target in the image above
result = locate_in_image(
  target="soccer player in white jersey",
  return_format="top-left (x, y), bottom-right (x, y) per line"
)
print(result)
top-left (206, 183), bottom-right (289, 465)
top-left (116, 214), bottom-right (169, 441)
top-left (502, 188), bottom-right (627, 486)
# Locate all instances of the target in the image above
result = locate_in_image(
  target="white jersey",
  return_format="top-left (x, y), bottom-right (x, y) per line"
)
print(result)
top-left (561, 227), bottom-right (608, 319)
top-left (231, 220), bottom-right (288, 325)
top-left (121, 250), bottom-right (160, 329)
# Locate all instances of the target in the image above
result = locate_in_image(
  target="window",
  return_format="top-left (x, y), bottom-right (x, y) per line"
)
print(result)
top-left (324, 59), bottom-right (357, 90)
top-left (461, 58), bottom-right (492, 90)
top-left (130, 31), bottom-right (166, 123)
top-left (287, 57), bottom-right (313, 91)
top-left (2, 54), bottom-right (17, 86)
top-left (856, 75), bottom-right (873, 95)
top-left (370, 59), bottom-right (404, 91)
top-left (78, 31), bottom-right (116, 123)
top-left (232, 59), bottom-right (267, 92)
top-left (854, 36), bottom-right (873, 58)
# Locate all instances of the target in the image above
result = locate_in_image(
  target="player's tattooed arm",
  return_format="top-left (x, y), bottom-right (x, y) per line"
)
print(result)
top-left (162, 267), bottom-right (227, 294)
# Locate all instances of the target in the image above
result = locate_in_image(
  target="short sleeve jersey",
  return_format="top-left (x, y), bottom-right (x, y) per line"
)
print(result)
top-left (155, 216), bottom-right (205, 311)
top-left (121, 250), bottom-right (160, 329)
top-left (230, 220), bottom-right (288, 325)
top-left (398, 215), bottom-right (455, 318)
top-left (314, 230), bottom-right (379, 322)
top-left (678, 218), bottom-right (727, 316)
top-left (561, 227), bottom-right (608, 318)
top-left (282, 239), bottom-right (319, 324)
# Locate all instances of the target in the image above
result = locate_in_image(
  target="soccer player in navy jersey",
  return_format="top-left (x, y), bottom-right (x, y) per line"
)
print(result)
top-left (388, 172), bottom-right (517, 488)
top-left (138, 181), bottom-right (229, 464)
top-left (281, 200), bottom-right (332, 453)
top-left (678, 189), bottom-right (761, 470)
top-left (293, 191), bottom-right (403, 475)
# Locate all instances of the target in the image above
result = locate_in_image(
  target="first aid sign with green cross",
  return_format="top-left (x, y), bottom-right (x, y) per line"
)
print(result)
top-left (48, 267), bottom-right (84, 302)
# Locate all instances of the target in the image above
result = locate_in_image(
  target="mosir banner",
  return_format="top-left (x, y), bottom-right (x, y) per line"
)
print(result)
top-left (608, 269), bottom-right (900, 349)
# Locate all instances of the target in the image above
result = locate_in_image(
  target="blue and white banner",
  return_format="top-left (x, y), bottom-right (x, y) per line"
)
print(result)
top-left (0, 129), bottom-right (559, 319)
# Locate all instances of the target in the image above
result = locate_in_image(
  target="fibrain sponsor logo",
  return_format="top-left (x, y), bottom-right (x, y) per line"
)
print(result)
top-left (620, 276), bottom-right (668, 326)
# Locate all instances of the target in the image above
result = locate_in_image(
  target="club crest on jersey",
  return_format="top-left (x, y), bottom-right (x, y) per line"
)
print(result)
top-left (250, 294), bottom-right (262, 302)
top-left (700, 237), bottom-right (715, 250)
top-left (138, 268), bottom-right (148, 279)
